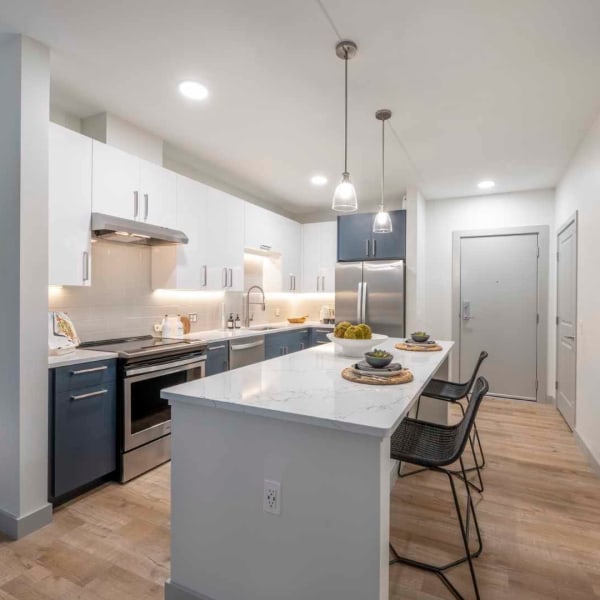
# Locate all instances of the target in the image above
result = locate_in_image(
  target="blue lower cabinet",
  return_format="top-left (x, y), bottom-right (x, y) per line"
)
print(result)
top-left (49, 359), bottom-right (117, 503)
top-left (266, 330), bottom-right (311, 358)
top-left (266, 331), bottom-right (288, 359)
top-left (311, 328), bottom-right (332, 347)
top-left (206, 342), bottom-right (229, 376)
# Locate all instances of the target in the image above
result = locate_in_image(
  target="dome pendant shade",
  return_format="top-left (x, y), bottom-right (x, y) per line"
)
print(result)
top-left (373, 208), bottom-right (393, 233)
top-left (332, 172), bottom-right (358, 212)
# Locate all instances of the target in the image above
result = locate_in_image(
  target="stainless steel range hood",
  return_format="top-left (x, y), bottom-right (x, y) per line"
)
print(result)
top-left (91, 213), bottom-right (188, 246)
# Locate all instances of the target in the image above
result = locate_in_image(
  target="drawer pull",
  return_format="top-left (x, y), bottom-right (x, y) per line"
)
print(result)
top-left (70, 365), bottom-right (108, 376)
top-left (208, 345), bottom-right (226, 351)
top-left (315, 329), bottom-right (330, 333)
top-left (70, 389), bottom-right (108, 401)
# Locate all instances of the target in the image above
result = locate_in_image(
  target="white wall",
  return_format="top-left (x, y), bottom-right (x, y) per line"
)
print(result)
top-left (0, 34), bottom-right (52, 538)
top-left (404, 186), bottom-right (427, 333)
top-left (424, 188), bottom-right (556, 390)
top-left (555, 110), bottom-right (600, 467)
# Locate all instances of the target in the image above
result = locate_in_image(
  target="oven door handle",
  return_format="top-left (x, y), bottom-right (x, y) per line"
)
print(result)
top-left (125, 356), bottom-right (206, 377)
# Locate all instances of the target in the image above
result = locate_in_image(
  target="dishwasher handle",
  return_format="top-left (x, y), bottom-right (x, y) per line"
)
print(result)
top-left (230, 340), bottom-right (265, 351)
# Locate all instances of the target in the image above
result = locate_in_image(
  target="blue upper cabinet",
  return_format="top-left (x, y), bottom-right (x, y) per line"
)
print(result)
top-left (337, 210), bottom-right (406, 261)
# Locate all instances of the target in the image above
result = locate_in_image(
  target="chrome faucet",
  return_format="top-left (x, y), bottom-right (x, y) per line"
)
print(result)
top-left (244, 285), bottom-right (266, 327)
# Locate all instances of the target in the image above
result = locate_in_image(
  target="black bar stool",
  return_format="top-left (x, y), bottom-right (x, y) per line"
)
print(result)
top-left (389, 376), bottom-right (489, 600)
top-left (402, 351), bottom-right (488, 493)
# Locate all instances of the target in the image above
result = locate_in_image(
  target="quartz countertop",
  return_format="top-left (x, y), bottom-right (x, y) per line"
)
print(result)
top-left (48, 349), bottom-right (119, 369)
top-left (184, 321), bottom-right (334, 345)
top-left (163, 338), bottom-right (453, 437)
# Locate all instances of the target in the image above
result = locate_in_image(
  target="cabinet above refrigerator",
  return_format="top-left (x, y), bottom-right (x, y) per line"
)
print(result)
top-left (337, 209), bottom-right (406, 262)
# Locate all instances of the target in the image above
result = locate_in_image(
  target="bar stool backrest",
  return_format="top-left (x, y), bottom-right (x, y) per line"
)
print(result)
top-left (460, 351), bottom-right (489, 398)
top-left (451, 376), bottom-right (489, 463)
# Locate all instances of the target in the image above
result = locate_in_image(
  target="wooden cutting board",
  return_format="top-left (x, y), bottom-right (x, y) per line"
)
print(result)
top-left (180, 316), bottom-right (191, 334)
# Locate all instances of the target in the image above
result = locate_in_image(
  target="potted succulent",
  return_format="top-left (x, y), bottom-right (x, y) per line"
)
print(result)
top-left (364, 348), bottom-right (394, 368)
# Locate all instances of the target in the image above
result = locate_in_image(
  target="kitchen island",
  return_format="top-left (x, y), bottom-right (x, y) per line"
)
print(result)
top-left (162, 338), bottom-right (453, 600)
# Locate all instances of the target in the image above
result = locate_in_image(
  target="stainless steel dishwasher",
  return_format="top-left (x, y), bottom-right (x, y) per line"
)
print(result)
top-left (229, 335), bottom-right (265, 370)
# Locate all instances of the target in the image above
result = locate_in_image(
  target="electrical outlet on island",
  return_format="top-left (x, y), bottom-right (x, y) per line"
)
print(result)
top-left (264, 480), bottom-right (281, 515)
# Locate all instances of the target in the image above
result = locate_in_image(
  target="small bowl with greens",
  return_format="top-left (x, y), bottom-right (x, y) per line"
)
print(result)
top-left (411, 331), bottom-right (430, 343)
top-left (364, 348), bottom-right (394, 368)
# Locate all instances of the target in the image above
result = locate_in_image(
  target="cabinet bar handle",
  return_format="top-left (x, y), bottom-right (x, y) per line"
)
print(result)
top-left (202, 265), bottom-right (207, 287)
top-left (365, 239), bottom-right (370, 256)
top-left (70, 389), bottom-right (108, 401)
top-left (228, 268), bottom-right (233, 288)
top-left (83, 251), bottom-right (89, 282)
top-left (208, 344), bottom-right (226, 351)
top-left (222, 268), bottom-right (228, 288)
top-left (70, 365), bottom-right (108, 375)
top-left (372, 239), bottom-right (377, 256)
top-left (133, 191), bottom-right (139, 218)
top-left (144, 193), bottom-right (149, 220)
top-left (315, 329), bottom-right (330, 333)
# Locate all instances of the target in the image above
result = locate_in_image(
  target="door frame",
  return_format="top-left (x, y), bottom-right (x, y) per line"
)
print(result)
top-left (451, 225), bottom-right (550, 402)
top-left (555, 211), bottom-right (578, 425)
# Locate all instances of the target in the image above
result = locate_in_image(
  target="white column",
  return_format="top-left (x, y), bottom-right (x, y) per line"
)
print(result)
top-left (0, 34), bottom-right (52, 538)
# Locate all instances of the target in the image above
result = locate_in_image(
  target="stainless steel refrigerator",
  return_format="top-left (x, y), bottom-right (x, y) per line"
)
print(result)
top-left (335, 261), bottom-right (405, 337)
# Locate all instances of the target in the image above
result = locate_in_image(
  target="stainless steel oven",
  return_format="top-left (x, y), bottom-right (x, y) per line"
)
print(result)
top-left (79, 335), bottom-right (208, 482)
top-left (121, 351), bottom-right (205, 482)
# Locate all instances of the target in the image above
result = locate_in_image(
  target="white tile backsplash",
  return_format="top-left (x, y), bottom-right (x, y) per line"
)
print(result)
top-left (49, 241), bottom-right (334, 342)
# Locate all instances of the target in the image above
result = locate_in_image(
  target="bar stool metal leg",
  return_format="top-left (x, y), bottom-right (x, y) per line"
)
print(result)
top-left (390, 458), bottom-right (483, 600)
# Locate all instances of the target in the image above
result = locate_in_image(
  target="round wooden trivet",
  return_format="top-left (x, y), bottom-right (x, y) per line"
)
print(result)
top-left (341, 367), bottom-right (414, 385)
top-left (395, 342), bottom-right (443, 352)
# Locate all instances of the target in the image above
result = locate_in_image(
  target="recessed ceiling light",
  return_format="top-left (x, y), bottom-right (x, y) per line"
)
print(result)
top-left (310, 175), bottom-right (328, 186)
top-left (477, 180), bottom-right (495, 190)
top-left (178, 80), bottom-right (209, 101)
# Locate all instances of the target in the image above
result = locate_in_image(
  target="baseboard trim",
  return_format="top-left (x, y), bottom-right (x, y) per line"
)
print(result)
top-left (574, 431), bottom-right (600, 476)
top-left (165, 580), bottom-right (216, 600)
top-left (545, 394), bottom-right (556, 406)
top-left (0, 502), bottom-right (52, 539)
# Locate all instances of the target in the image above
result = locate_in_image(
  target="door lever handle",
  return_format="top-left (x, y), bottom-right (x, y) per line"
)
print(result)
top-left (564, 335), bottom-right (575, 341)
top-left (462, 301), bottom-right (473, 320)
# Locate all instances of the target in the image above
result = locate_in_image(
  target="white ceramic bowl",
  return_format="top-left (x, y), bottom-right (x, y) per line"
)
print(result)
top-left (326, 333), bottom-right (389, 357)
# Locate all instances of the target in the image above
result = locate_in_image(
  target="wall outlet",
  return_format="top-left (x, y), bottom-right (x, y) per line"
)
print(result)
top-left (264, 480), bottom-right (281, 515)
top-left (188, 313), bottom-right (198, 323)
top-left (275, 307), bottom-right (281, 318)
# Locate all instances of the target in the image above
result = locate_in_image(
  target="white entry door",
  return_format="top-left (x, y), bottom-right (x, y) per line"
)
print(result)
top-left (459, 233), bottom-right (540, 400)
top-left (556, 219), bottom-right (577, 429)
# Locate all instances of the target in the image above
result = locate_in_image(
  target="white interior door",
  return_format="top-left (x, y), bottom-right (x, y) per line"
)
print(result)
top-left (556, 220), bottom-right (577, 429)
top-left (459, 233), bottom-right (539, 400)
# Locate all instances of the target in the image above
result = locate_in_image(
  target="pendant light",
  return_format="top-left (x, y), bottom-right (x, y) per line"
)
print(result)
top-left (373, 109), bottom-right (393, 233)
top-left (332, 40), bottom-right (358, 212)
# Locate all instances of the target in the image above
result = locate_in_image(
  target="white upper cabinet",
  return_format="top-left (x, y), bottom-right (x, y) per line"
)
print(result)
top-left (139, 159), bottom-right (177, 229)
top-left (92, 141), bottom-right (177, 228)
top-left (92, 141), bottom-right (141, 220)
top-left (301, 221), bottom-right (337, 293)
top-left (280, 217), bottom-right (302, 292)
top-left (152, 176), bottom-right (244, 291)
top-left (205, 188), bottom-right (245, 292)
top-left (49, 123), bottom-right (93, 287)
top-left (152, 175), bottom-right (209, 290)
top-left (245, 203), bottom-right (302, 292)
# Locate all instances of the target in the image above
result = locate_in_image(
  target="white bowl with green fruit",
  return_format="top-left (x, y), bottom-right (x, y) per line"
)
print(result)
top-left (326, 321), bottom-right (388, 358)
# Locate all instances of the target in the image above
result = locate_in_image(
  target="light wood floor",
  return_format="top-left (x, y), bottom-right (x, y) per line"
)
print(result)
top-left (0, 399), bottom-right (598, 600)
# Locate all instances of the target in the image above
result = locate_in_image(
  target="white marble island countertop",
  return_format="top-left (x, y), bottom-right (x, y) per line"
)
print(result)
top-left (162, 338), bottom-right (453, 437)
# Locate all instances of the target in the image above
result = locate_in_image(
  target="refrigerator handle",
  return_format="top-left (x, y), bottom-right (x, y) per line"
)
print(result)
top-left (356, 282), bottom-right (363, 322)
top-left (361, 282), bottom-right (368, 323)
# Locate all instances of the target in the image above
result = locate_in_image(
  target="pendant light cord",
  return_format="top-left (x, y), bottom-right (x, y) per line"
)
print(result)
top-left (380, 118), bottom-right (385, 209)
top-left (344, 49), bottom-right (348, 174)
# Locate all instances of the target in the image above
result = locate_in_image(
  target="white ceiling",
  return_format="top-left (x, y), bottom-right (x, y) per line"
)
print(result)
top-left (1, 0), bottom-right (600, 217)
